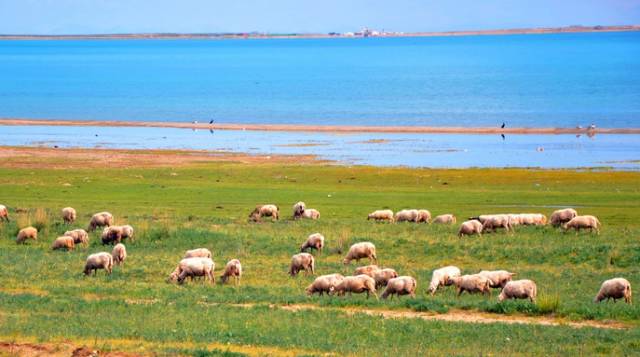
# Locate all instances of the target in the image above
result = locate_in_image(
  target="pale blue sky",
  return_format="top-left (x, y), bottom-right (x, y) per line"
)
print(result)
top-left (1, 0), bottom-right (639, 34)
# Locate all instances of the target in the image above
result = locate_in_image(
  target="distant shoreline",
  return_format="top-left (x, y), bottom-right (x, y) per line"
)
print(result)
top-left (2, 118), bottom-right (639, 135)
top-left (1, 25), bottom-right (639, 40)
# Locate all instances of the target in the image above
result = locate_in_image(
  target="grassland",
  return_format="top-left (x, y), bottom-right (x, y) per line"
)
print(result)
top-left (1, 154), bottom-right (639, 356)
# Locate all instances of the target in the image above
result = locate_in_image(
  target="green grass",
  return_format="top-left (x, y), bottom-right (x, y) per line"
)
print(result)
top-left (0, 163), bottom-right (639, 355)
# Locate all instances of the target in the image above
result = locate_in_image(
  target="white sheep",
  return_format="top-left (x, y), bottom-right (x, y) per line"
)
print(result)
top-left (84, 252), bottom-right (113, 276)
top-left (594, 278), bottom-right (632, 304)
top-left (343, 242), bottom-right (377, 265)
top-left (428, 266), bottom-right (461, 295)
top-left (112, 243), bottom-right (127, 266)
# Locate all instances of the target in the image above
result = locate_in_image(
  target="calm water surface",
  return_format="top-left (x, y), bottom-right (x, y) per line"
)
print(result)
top-left (1, 32), bottom-right (639, 127)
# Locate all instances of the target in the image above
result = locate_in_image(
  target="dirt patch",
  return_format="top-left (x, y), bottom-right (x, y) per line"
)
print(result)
top-left (0, 146), bottom-right (326, 169)
top-left (274, 142), bottom-right (330, 147)
top-left (0, 342), bottom-right (140, 357)
top-left (226, 302), bottom-right (628, 330)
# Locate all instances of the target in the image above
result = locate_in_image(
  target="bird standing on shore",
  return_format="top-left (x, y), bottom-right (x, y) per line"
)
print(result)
top-left (501, 133), bottom-right (505, 140)
top-left (209, 119), bottom-right (214, 124)
top-left (501, 122), bottom-right (506, 129)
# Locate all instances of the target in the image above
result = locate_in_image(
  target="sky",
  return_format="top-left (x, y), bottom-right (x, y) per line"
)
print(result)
top-left (1, 0), bottom-right (639, 35)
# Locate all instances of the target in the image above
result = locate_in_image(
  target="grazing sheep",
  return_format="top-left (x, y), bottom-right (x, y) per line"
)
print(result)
top-left (300, 208), bottom-right (320, 220)
top-left (249, 204), bottom-right (279, 222)
top-left (306, 273), bottom-right (345, 296)
top-left (292, 201), bottom-right (306, 218)
top-left (184, 248), bottom-right (212, 259)
top-left (508, 214), bottom-right (522, 226)
top-left (481, 214), bottom-right (512, 233)
top-left (478, 270), bottom-right (516, 289)
top-left (518, 213), bottom-right (547, 226)
top-left (332, 275), bottom-right (377, 299)
top-left (221, 259), bottom-right (242, 285)
top-left (417, 209), bottom-right (431, 223)
top-left (374, 268), bottom-right (399, 289)
top-left (594, 278), bottom-right (632, 304)
top-left (52, 236), bottom-right (75, 251)
top-left (395, 209), bottom-right (419, 223)
top-left (121, 225), bottom-right (134, 241)
top-left (300, 233), bottom-right (325, 254)
top-left (84, 252), bottom-right (113, 276)
top-left (382, 276), bottom-right (417, 299)
top-left (343, 242), bottom-right (377, 265)
top-left (498, 279), bottom-right (537, 303)
top-left (367, 209), bottom-right (394, 222)
top-left (62, 207), bottom-right (77, 224)
top-left (64, 229), bottom-right (89, 246)
top-left (290, 253), bottom-right (315, 276)
top-left (433, 214), bottom-right (456, 224)
top-left (354, 264), bottom-right (381, 277)
top-left (458, 220), bottom-right (482, 237)
top-left (550, 208), bottom-right (578, 227)
top-left (563, 215), bottom-right (601, 234)
top-left (0, 204), bottom-right (9, 222)
top-left (101, 225), bottom-right (134, 245)
top-left (16, 227), bottom-right (37, 244)
top-left (87, 212), bottom-right (113, 232)
top-left (428, 266), bottom-right (462, 295)
top-left (168, 257), bottom-right (215, 284)
top-left (111, 243), bottom-right (127, 266)
top-left (449, 275), bottom-right (492, 296)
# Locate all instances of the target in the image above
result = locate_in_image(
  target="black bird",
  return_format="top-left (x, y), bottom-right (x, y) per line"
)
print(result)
top-left (209, 119), bottom-right (214, 124)
top-left (501, 133), bottom-right (505, 140)
top-left (501, 122), bottom-right (505, 129)
top-left (209, 129), bottom-right (214, 134)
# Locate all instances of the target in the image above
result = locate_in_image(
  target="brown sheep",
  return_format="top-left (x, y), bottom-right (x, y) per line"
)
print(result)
top-left (221, 259), bottom-right (242, 285)
top-left (64, 229), bottom-right (89, 246)
top-left (563, 215), bottom-right (601, 234)
top-left (458, 220), bottom-right (482, 237)
top-left (84, 252), bottom-right (113, 276)
top-left (112, 243), bottom-right (127, 266)
top-left (249, 204), bottom-right (279, 222)
top-left (289, 253), bottom-right (315, 276)
top-left (332, 274), bottom-right (377, 299)
top-left (550, 208), bottom-right (578, 227)
top-left (499, 280), bottom-right (537, 302)
top-left (184, 248), bottom-right (212, 259)
top-left (52, 236), bottom-right (75, 251)
top-left (0, 204), bottom-right (9, 222)
top-left (594, 278), bottom-right (632, 304)
top-left (367, 209), bottom-right (394, 222)
top-left (382, 276), bottom-right (417, 299)
top-left (449, 275), bottom-right (492, 296)
top-left (478, 270), bottom-right (516, 289)
top-left (87, 212), bottom-right (113, 232)
top-left (428, 266), bottom-right (461, 295)
top-left (374, 268), bottom-right (399, 289)
top-left (62, 207), bottom-right (77, 224)
top-left (353, 264), bottom-right (380, 278)
top-left (16, 227), bottom-right (37, 244)
top-left (306, 273), bottom-right (345, 296)
top-left (300, 233), bottom-right (325, 254)
top-left (343, 242), bottom-right (377, 265)
top-left (433, 214), bottom-right (456, 224)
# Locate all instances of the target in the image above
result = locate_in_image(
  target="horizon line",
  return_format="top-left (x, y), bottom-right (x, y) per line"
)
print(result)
top-left (1, 24), bottom-right (639, 39)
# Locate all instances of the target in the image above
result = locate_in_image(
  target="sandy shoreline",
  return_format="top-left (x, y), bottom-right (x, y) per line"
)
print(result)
top-left (1, 118), bottom-right (639, 135)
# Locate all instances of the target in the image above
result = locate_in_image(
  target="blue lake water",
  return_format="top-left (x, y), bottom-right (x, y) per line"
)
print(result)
top-left (1, 125), bottom-right (639, 169)
top-left (1, 32), bottom-right (639, 128)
